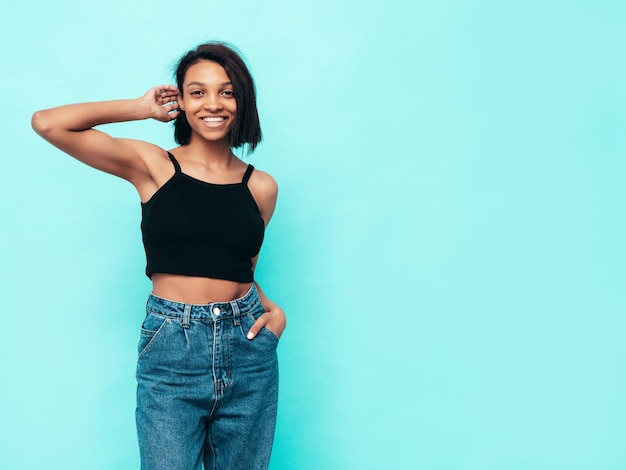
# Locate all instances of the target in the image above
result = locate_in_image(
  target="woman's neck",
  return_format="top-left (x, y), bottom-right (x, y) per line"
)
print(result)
top-left (182, 135), bottom-right (236, 168)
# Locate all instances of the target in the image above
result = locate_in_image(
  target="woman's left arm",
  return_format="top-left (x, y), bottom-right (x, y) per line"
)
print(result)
top-left (246, 169), bottom-right (287, 340)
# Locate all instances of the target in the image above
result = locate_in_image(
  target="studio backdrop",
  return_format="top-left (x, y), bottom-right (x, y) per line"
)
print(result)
top-left (2, 0), bottom-right (625, 469)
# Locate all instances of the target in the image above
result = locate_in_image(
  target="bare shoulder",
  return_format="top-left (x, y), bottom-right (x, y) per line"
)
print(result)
top-left (248, 167), bottom-right (279, 223)
top-left (249, 167), bottom-right (278, 197)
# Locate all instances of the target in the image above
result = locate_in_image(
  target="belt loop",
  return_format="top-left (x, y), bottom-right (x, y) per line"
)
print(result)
top-left (182, 304), bottom-right (191, 329)
top-left (230, 300), bottom-right (241, 326)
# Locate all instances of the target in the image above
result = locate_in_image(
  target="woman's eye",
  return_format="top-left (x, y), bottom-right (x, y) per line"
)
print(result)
top-left (190, 90), bottom-right (203, 96)
top-left (222, 90), bottom-right (234, 97)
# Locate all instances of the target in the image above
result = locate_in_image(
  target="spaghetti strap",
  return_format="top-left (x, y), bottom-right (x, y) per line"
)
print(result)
top-left (242, 164), bottom-right (255, 185)
top-left (167, 152), bottom-right (182, 173)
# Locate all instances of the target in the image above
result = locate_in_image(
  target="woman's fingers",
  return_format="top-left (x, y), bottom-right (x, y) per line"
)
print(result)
top-left (143, 85), bottom-right (179, 121)
top-left (157, 93), bottom-right (178, 107)
top-left (144, 85), bottom-right (177, 104)
top-left (247, 310), bottom-right (286, 340)
top-left (247, 316), bottom-right (267, 340)
top-left (162, 102), bottom-right (179, 113)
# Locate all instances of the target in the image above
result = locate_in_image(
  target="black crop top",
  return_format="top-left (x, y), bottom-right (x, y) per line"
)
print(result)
top-left (140, 153), bottom-right (265, 282)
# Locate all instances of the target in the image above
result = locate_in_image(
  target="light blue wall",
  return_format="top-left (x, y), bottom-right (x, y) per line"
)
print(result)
top-left (2, 0), bottom-right (625, 468)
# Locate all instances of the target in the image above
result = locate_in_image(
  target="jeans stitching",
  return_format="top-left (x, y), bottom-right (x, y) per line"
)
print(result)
top-left (138, 317), bottom-right (171, 359)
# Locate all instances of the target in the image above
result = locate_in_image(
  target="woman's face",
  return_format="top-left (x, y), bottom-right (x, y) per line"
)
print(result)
top-left (178, 60), bottom-right (237, 143)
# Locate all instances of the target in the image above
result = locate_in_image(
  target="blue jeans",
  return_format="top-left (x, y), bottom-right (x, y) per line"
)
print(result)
top-left (135, 284), bottom-right (279, 470)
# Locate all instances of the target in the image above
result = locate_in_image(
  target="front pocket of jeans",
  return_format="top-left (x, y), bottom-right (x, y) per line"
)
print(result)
top-left (241, 313), bottom-right (279, 346)
top-left (260, 326), bottom-right (280, 344)
top-left (138, 313), bottom-right (170, 359)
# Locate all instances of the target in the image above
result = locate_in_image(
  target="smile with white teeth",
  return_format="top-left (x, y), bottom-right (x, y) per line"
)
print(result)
top-left (200, 116), bottom-right (228, 129)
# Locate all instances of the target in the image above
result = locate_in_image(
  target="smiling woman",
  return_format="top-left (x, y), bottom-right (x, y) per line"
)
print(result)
top-left (30, 42), bottom-right (284, 470)
top-left (178, 61), bottom-right (238, 144)
top-left (173, 44), bottom-right (262, 153)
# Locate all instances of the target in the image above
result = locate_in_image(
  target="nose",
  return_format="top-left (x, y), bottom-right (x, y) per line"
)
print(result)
top-left (203, 93), bottom-right (223, 112)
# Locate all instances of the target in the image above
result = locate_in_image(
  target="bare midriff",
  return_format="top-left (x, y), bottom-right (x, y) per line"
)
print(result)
top-left (151, 273), bottom-right (253, 304)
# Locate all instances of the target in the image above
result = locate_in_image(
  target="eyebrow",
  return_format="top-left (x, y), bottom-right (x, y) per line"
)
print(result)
top-left (186, 81), bottom-right (233, 88)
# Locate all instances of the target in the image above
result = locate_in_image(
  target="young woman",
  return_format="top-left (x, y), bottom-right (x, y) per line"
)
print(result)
top-left (32, 42), bottom-right (285, 470)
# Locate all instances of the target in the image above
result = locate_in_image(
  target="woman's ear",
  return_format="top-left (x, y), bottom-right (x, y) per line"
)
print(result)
top-left (177, 90), bottom-right (185, 111)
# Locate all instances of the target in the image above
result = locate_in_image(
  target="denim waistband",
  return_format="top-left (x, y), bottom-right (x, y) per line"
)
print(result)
top-left (146, 284), bottom-right (261, 320)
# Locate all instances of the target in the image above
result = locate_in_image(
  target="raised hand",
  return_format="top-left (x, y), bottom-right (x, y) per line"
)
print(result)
top-left (142, 85), bottom-right (180, 122)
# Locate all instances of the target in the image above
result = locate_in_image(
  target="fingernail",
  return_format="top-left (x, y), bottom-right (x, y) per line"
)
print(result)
top-left (247, 332), bottom-right (255, 340)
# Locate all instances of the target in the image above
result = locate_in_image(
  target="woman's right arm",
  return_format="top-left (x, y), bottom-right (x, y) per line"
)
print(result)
top-left (31, 85), bottom-right (179, 183)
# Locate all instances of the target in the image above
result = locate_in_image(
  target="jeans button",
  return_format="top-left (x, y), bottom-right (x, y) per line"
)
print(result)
top-left (213, 307), bottom-right (221, 316)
